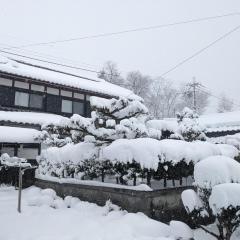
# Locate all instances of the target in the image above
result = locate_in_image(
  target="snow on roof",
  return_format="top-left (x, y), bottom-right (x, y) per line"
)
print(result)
top-left (162, 111), bottom-right (240, 133)
top-left (0, 126), bottom-right (40, 143)
top-left (199, 111), bottom-right (240, 133)
top-left (0, 55), bottom-right (141, 100)
top-left (0, 110), bottom-right (68, 126)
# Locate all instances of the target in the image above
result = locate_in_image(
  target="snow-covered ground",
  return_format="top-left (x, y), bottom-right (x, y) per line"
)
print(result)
top-left (0, 186), bottom-right (194, 240)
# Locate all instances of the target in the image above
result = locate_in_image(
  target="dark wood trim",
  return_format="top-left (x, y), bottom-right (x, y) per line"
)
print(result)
top-left (0, 71), bottom-right (113, 99)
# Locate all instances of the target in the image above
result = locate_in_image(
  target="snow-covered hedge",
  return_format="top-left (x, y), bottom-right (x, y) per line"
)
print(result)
top-left (37, 139), bottom-right (238, 186)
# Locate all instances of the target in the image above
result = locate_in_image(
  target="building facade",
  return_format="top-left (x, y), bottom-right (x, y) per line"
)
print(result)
top-left (0, 56), bottom-right (138, 166)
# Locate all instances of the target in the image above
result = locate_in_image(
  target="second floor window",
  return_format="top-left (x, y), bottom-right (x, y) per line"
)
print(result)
top-left (15, 91), bottom-right (43, 109)
top-left (29, 93), bottom-right (43, 109)
top-left (15, 91), bottom-right (29, 107)
top-left (61, 99), bottom-right (72, 113)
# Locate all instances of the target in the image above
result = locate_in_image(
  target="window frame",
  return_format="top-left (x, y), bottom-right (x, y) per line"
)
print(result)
top-left (73, 99), bottom-right (85, 116)
top-left (61, 98), bottom-right (73, 114)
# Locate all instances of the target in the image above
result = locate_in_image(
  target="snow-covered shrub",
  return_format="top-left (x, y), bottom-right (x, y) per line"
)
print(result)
top-left (37, 138), bottom-right (237, 187)
top-left (176, 107), bottom-right (206, 142)
top-left (209, 183), bottom-right (240, 240)
top-left (182, 156), bottom-right (240, 240)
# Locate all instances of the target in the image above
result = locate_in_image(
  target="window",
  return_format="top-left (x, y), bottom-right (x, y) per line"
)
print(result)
top-left (0, 78), bottom-right (12, 87)
top-left (46, 95), bottom-right (61, 113)
top-left (0, 86), bottom-right (14, 106)
top-left (74, 92), bottom-right (84, 100)
top-left (73, 101), bottom-right (84, 115)
top-left (47, 87), bottom-right (59, 95)
top-left (15, 91), bottom-right (29, 107)
top-left (14, 81), bottom-right (29, 89)
top-left (29, 93), bottom-right (43, 109)
top-left (31, 84), bottom-right (45, 92)
top-left (62, 99), bottom-right (72, 113)
top-left (61, 90), bottom-right (72, 97)
top-left (86, 95), bottom-right (91, 101)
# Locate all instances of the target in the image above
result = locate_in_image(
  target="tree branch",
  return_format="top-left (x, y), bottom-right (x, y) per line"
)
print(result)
top-left (199, 225), bottom-right (219, 239)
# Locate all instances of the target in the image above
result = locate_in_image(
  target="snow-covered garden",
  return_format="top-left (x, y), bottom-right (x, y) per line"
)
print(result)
top-left (1, 96), bottom-right (240, 240)
top-left (35, 97), bottom-right (239, 189)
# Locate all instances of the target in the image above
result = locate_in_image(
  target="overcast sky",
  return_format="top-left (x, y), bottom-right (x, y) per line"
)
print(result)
top-left (0, 0), bottom-right (240, 112)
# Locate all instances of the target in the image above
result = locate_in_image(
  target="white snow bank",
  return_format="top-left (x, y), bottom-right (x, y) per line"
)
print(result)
top-left (209, 183), bottom-right (240, 213)
top-left (36, 174), bottom-right (152, 191)
top-left (194, 156), bottom-right (240, 189)
top-left (0, 186), bottom-right (174, 240)
top-left (0, 126), bottom-right (40, 143)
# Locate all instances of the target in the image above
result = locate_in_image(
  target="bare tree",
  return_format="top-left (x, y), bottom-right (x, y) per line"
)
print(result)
top-left (147, 78), bottom-right (179, 118)
top-left (98, 61), bottom-right (124, 86)
top-left (217, 93), bottom-right (234, 113)
top-left (125, 71), bottom-right (152, 99)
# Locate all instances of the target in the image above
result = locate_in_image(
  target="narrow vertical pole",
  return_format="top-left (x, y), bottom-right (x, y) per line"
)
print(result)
top-left (18, 166), bottom-right (22, 213)
top-left (192, 77), bottom-right (197, 111)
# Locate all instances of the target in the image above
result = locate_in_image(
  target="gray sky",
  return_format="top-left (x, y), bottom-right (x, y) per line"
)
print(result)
top-left (0, 0), bottom-right (240, 112)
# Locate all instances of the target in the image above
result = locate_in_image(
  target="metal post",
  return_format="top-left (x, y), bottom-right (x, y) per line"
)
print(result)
top-left (18, 165), bottom-right (22, 213)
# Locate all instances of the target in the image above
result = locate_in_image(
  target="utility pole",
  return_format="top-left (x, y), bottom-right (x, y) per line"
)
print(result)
top-left (186, 77), bottom-right (202, 111)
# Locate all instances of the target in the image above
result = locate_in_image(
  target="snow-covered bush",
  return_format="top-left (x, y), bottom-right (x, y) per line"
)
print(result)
top-left (176, 107), bottom-right (206, 142)
top-left (182, 155), bottom-right (240, 240)
top-left (37, 138), bottom-right (238, 187)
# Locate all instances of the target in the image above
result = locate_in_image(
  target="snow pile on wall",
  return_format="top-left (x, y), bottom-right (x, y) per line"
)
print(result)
top-left (0, 153), bottom-right (30, 167)
top-left (194, 156), bottom-right (240, 189)
top-left (209, 183), bottom-right (240, 213)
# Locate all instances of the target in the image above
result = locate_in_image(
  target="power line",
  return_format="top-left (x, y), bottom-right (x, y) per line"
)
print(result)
top-left (160, 24), bottom-right (240, 77)
top-left (0, 42), bottom-right (98, 70)
top-left (195, 85), bottom-right (240, 108)
top-left (0, 49), bottom-right (120, 78)
top-left (3, 12), bottom-right (240, 50)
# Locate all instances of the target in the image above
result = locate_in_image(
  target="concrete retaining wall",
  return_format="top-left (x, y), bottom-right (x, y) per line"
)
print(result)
top-left (34, 178), bottom-right (191, 223)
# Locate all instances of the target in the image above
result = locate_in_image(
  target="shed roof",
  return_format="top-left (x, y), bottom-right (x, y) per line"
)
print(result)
top-left (0, 110), bottom-right (68, 127)
top-left (0, 126), bottom-right (40, 143)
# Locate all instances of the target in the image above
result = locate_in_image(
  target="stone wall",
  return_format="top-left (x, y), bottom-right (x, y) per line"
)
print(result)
top-left (34, 178), bottom-right (192, 223)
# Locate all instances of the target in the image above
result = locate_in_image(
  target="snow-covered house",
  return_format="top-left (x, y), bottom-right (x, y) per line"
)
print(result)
top-left (0, 55), bottom-right (139, 161)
